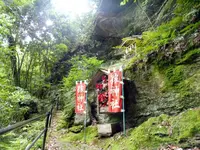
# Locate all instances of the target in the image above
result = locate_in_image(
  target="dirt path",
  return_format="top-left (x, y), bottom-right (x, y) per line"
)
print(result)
top-left (46, 111), bottom-right (63, 150)
top-left (46, 111), bottom-right (101, 150)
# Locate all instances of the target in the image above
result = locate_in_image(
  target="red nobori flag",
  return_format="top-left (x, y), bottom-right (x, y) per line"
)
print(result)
top-left (75, 82), bottom-right (86, 114)
top-left (108, 70), bottom-right (123, 113)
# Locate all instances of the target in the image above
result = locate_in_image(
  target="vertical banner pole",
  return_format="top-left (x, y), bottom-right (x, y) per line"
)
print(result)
top-left (84, 80), bottom-right (88, 143)
top-left (121, 67), bottom-right (126, 135)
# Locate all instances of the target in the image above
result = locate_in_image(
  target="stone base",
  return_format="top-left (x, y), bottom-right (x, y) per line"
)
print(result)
top-left (99, 106), bottom-right (109, 113)
top-left (97, 123), bottom-right (121, 137)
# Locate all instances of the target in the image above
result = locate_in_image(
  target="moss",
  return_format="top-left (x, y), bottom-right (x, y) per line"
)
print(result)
top-left (60, 126), bottom-right (98, 144)
top-left (60, 109), bottom-right (200, 149)
top-left (175, 0), bottom-right (200, 16)
top-left (57, 118), bottom-right (70, 130)
top-left (125, 57), bottom-right (139, 70)
top-left (122, 0), bottom-right (200, 72)
top-left (170, 108), bottom-right (200, 142)
top-left (125, 15), bottom-right (185, 70)
top-left (177, 69), bottom-right (200, 99)
top-left (177, 48), bottom-right (200, 64)
top-left (160, 46), bottom-right (200, 97)
top-left (160, 65), bottom-right (196, 98)
top-left (164, 65), bottom-right (186, 86)
top-left (69, 125), bottom-right (83, 133)
top-left (98, 108), bottom-right (200, 150)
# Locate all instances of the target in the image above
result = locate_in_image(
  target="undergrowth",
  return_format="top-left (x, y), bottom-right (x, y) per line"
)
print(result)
top-left (0, 120), bottom-right (45, 150)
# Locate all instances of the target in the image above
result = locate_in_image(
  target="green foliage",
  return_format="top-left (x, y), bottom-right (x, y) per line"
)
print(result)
top-left (0, 13), bottom-right (13, 36)
top-left (120, 0), bottom-right (136, 6)
top-left (175, 0), bottom-right (200, 16)
top-left (55, 43), bottom-right (68, 52)
top-left (51, 43), bottom-right (69, 62)
top-left (12, 0), bottom-right (34, 6)
top-left (120, 0), bottom-right (129, 6)
top-left (57, 89), bottom-right (75, 129)
top-left (180, 22), bottom-right (200, 35)
top-left (173, 109), bottom-right (200, 141)
top-left (63, 55), bottom-right (103, 89)
top-left (0, 86), bottom-right (39, 127)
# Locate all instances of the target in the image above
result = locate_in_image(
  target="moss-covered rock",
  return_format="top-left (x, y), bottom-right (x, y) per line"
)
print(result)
top-left (118, 1), bottom-right (200, 126)
top-left (123, 52), bottom-right (200, 126)
top-left (69, 125), bottom-right (83, 133)
top-left (100, 108), bottom-right (200, 150)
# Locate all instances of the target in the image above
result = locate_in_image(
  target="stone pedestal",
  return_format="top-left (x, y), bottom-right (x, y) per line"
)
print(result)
top-left (97, 123), bottom-right (121, 137)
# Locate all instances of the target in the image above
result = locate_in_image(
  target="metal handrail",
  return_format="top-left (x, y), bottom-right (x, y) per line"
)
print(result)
top-left (0, 106), bottom-right (54, 150)
top-left (25, 128), bottom-right (46, 150)
top-left (0, 114), bottom-right (46, 135)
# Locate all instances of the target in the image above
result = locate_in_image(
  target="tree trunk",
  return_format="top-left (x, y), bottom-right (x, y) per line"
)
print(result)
top-left (8, 35), bottom-right (20, 86)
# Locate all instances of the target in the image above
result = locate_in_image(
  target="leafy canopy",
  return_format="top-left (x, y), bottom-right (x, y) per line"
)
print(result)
top-left (63, 55), bottom-right (103, 89)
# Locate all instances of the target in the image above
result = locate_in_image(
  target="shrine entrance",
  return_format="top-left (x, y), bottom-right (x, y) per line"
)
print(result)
top-left (88, 67), bottom-right (125, 136)
top-left (74, 67), bottom-right (137, 137)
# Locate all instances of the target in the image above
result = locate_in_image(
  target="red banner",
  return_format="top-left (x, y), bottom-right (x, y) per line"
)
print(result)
top-left (75, 82), bottom-right (86, 114)
top-left (108, 70), bottom-right (123, 113)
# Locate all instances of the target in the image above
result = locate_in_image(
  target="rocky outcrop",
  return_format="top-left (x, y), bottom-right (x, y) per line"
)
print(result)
top-left (94, 0), bottom-right (167, 38)
top-left (124, 30), bottom-right (200, 127)
top-left (93, 0), bottom-right (200, 128)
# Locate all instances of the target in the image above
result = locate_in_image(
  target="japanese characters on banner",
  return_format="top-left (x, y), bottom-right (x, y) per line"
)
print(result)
top-left (108, 69), bottom-right (123, 113)
top-left (75, 81), bottom-right (86, 114)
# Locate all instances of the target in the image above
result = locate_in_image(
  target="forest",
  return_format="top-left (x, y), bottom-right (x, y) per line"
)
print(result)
top-left (0, 0), bottom-right (200, 149)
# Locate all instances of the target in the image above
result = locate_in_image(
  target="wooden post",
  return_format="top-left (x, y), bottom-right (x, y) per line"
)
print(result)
top-left (42, 112), bottom-right (50, 150)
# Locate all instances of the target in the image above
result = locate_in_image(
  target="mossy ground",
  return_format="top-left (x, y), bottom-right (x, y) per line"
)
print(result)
top-left (58, 108), bottom-right (200, 150)
top-left (60, 126), bottom-right (98, 144)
